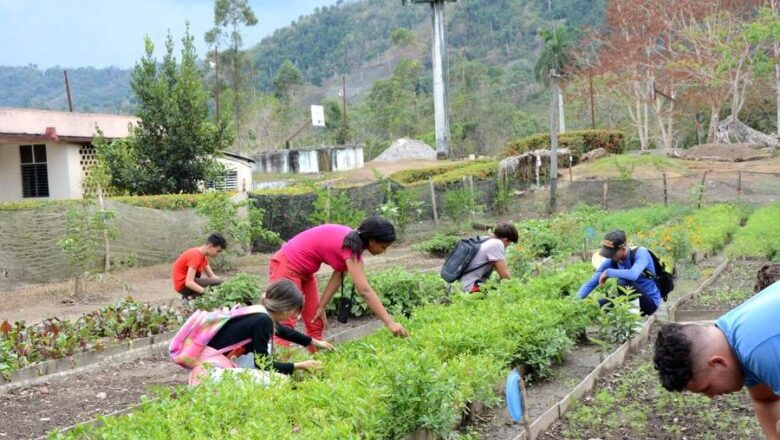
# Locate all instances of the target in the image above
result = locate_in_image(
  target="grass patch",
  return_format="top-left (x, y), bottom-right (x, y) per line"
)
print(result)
top-left (726, 203), bottom-right (780, 260)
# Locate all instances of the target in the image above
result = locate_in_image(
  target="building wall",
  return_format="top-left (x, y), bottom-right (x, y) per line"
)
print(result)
top-left (0, 142), bottom-right (83, 202)
top-left (216, 157), bottom-right (254, 192)
top-left (252, 145), bottom-right (365, 175)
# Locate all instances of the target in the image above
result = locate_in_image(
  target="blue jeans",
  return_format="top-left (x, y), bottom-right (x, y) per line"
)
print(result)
top-left (597, 280), bottom-right (658, 316)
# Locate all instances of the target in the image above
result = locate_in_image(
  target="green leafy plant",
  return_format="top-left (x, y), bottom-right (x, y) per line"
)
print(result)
top-left (58, 203), bottom-right (118, 295)
top-left (192, 273), bottom-right (263, 311)
top-left (443, 187), bottom-right (484, 222)
top-left (375, 174), bottom-right (424, 234)
top-left (413, 233), bottom-right (460, 258)
top-left (591, 285), bottom-right (643, 346)
top-left (726, 203), bottom-right (780, 260)
top-left (308, 186), bottom-right (365, 227)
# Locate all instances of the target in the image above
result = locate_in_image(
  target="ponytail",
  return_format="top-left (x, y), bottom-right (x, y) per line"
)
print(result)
top-left (341, 216), bottom-right (396, 259)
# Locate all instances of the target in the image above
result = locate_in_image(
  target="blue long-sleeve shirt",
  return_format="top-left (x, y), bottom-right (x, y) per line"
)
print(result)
top-left (577, 246), bottom-right (661, 307)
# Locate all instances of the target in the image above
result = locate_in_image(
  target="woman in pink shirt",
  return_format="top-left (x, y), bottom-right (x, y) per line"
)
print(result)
top-left (269, 216), bottom-right (409, 347)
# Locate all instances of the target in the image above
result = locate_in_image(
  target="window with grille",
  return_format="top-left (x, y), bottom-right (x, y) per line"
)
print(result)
top-left (20, 144), bottom-right (49, 198)
top-left (208, 169), bottom-right (239, 191)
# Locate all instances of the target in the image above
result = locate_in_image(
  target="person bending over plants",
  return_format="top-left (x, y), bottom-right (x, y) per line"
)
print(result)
top-left (455, 223), bottom-right (518, 293)
top-left (577, 230), bottom-right (662, 316)
top-left (173, 279), bottom-right (334, 386)
top-left (269, 216), bottom-right (409, 345)
top-left (654, 281), bottom-right (780, 440)
top-left (171, 233), bottom-right (226, 299)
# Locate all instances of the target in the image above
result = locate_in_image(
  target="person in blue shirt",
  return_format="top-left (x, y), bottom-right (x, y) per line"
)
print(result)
top-left (577, 229), bottom-right (661, 316)
top-left (653, 282), bottom-right (780, 439)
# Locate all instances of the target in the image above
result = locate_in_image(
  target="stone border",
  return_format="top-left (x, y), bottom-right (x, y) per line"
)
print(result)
top-left (37, 319), bottom-right (386, 440)
top-left (669, 258), bottom-right (730, 322)
top-left (0, 330), bottom-right (178, 394)
top-left (408, 317), bottom-right (654, 440)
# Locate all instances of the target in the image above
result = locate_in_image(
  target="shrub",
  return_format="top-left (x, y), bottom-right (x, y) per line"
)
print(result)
top-left (413, 234), bottom-right (460, 258)
top-left (390, 160), bottom-right (498, 186)
top-left (726, 203), bottom-right (780, 260)
top-left (192, 273), bottom-right (263, 311)
top-left (113, 193), bottom-right (222, 210)
top-left (308, 187), bottom-right (365, 228)
top-left (503, 129), bottom-right (625, 160)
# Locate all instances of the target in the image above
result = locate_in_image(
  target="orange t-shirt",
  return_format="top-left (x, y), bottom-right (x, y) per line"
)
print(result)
top-left (172, 247), bottom-right (208, 292)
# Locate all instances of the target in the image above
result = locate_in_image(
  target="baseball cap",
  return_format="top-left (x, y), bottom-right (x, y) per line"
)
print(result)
top-left (599, 230), bottom-right (627, 259)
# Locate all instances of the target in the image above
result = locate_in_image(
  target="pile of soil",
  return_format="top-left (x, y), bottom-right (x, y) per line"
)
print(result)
top-left (682, 143), bottom-right (773, 162)
top-left (372, 138), bottom-right (436, 162)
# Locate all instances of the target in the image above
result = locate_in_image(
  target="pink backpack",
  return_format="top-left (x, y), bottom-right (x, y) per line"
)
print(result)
top-left (169, 305), bottom-right (267, 370)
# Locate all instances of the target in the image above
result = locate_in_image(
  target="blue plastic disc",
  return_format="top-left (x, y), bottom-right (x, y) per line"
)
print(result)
top-left (505, 369), bottom-right (524, 422)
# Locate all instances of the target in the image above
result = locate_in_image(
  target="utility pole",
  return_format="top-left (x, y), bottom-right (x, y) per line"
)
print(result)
top-left (549, 69), bottom-right (560, 213)
top-left (342, 75), bottom-right (349, 144)
top-left (589, 69), bottom-right (595, 129)
top-left (403, 0), bottom-right (454, 158)
top-left (63, 70), bottom-right (73, 112)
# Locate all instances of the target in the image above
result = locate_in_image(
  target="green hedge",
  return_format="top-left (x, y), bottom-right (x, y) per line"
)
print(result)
top-left (112, 193), bottom-right (234, 210)
top-left (391, 160), bottom-right (498, 186)
top-left (0, 199), bottom-right (78, 211)
top-left (55, 265), bottom-right (596, 440)
top-left (503, 129), bottom-right (625, 159)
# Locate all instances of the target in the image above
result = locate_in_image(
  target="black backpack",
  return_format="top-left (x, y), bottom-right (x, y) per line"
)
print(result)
top-left (440, 236), bottom-right (491, 283)
top-left (622, 247), bottom-right (675, 301)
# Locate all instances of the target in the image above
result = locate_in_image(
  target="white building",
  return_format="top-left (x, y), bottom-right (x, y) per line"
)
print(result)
top-left (0, 108), bottom-right (252, 202)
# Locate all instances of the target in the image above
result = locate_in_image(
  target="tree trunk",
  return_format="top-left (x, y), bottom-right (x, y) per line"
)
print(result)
top-left (558, 90), bottom-right (566, 134)
top-left (707, 104), bottom-right (720, 144)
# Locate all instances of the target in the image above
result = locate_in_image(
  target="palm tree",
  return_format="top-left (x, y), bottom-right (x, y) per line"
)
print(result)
top-left (534, 26), bottom-right (575, 133)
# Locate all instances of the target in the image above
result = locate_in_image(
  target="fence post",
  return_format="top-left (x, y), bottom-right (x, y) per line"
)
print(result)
top-left (697, 171), bottom-right (708, 208)
top-left (428, 177), bottom-right (439, 224)
top-left (326, 184), bottom-right (331, 222)
top-left (468, 175), bottom-right (475, 221)
top-left (602, 180), bottom-right (609, 210)
top-left (662, 172), bottom-right (668, 206)
top-left (737, 171), bottom-right (742, 196)
top-left (568, 154), bottom-right (573, 182)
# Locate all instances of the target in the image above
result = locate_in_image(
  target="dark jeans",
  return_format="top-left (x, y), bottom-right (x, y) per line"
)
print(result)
top-left (177, 274), bottom-right (223, 298)
top-left (597, 280), bottom-right (658, 317)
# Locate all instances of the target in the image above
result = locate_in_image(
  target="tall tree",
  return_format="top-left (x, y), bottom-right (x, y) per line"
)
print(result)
top-left (103, 26), bottom-right (233, 195)
top-left (534, 26), bottom-right (574, 133)
top-left (272, 59), bottom-right (304, 100)
top-left (205, 0), bottom-right (258, 133)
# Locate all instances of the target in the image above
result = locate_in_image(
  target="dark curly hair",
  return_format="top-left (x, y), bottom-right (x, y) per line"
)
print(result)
top-left (653, 323), bottom-right (694, 392)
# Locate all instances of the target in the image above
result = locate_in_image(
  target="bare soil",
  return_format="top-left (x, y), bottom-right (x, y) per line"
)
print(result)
top-left (682, 143), bottom-right (774, 162)
top-left (680, 260), bottom-right (769, 312)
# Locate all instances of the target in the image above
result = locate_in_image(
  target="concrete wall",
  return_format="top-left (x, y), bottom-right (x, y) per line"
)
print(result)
top-left (0, 142), bottom-right (83, 202)
top-left (253, 145), bottom-right (365, 175)
top-left (216, 157), bottom-right (253, 192)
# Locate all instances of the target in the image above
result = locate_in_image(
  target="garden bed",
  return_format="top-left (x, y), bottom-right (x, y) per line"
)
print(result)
top-left (538, 325), bottom-right (762, 440)
top-left (673, 260), bottom-right (769, 321)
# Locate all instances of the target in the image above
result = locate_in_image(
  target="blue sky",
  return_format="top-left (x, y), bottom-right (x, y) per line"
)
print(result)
top-left (0, 0), bottom-right (340, 68)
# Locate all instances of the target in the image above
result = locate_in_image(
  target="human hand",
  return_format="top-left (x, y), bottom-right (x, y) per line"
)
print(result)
top-left (311, 339), bottom-right (334, 351)
top-left (598, 271), bottom-right (609, 286)
top-left (294, 360), bottom-right (322, 372)
top-left (312, 307), bottom-right (328, 331)
top-left (387, 321), bottom-right (409, 338)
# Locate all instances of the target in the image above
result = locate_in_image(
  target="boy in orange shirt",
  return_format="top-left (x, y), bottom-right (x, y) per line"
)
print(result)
top-left (172, 234), bottom-right (227, 299)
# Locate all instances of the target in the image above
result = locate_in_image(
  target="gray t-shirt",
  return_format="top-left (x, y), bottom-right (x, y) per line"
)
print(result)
top-left (460, 237), bottom-right (506, 291)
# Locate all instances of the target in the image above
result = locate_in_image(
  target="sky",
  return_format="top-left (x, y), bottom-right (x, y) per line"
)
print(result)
top-left (0, 0), bottom-right (341, 69)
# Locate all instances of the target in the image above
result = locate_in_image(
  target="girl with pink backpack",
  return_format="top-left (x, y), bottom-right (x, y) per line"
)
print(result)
top-left (170, 279), bottom-right (334, 386)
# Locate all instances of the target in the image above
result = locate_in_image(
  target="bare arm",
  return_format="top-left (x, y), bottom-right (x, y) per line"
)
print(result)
top-left (493, 260), bottom-right (511, 280)
top-left (345, 258), bottom-right (408, 337)
top-left (184, 267), bottom-right (205, 294)
top-left (749, 384), bottom-right (780, 440)
top-left (311, 271), bottom-right (344, 327)
top-left (203, 263), bottom-right (218, 279)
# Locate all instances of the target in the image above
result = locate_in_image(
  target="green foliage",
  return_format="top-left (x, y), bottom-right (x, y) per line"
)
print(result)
top-left (58, 203), bottom-right (118, 294)
top-left (101, 27), bottom-right (233, 195)
top-left (590, 285), bottom-right (643, 346)
top-left (443, 187), bottom-right (484, 222)
top-left (686, 204), bottom-right (750, 255)
top-left (0, 199), bottom-right (78, 211)
top-left (308, 187), bottom-right (365, 228)
top-left (390, 27), bottom-right (415, 47)
top-left (329, 269), bottom-right (450, 318)
top-left (365, 59), bottom-right (426, 138)
top-left (0, 299), bottom-right (185, 379)
top-left (726, 203), bottom-right (780, 260)
top-left (272, 59), bottom-right (304, 99)
top-left (375, 175), bottom-right (424, 234)
top-left (192, 273), bottom-right (262, 311)
top-left (195, 192), bottom-right (281, 265)
top-left (112, 193), bottom-right (217, 210)
top-left (391, 161), bottom-right (498, 186)
top-left (413, 233), bottom-right (460, 258)
top-left (534, 26), bottom-right (576, 84)
top-left (55, 264), bottom-right (595, 440)
top-left (503, 130), bottom-right (625, 159)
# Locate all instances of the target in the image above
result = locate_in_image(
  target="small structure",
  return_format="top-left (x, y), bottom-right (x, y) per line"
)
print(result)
top-left (0, 108), bottom-right (137, 202)
top-left (253, 144), bottom-right (364, 175)
top-left (214, 152), bottom-right (255, 192)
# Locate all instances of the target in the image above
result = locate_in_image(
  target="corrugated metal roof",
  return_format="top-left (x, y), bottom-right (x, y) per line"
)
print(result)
top-left (0, 108), bottom-right (137, 141)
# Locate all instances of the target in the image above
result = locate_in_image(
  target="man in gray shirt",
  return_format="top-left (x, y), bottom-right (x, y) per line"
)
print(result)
top-left (460, 223), bottom-right (519, 292)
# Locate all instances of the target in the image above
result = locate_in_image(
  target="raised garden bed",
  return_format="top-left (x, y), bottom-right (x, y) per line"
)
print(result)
top-left (538, 325), bottom-right (762, 440)
top-left (673, 260), bottom-right (769, 322)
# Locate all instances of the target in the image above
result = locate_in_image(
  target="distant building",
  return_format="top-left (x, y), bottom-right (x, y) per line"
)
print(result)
top-left (0, 108), bottom-right (251, 202)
